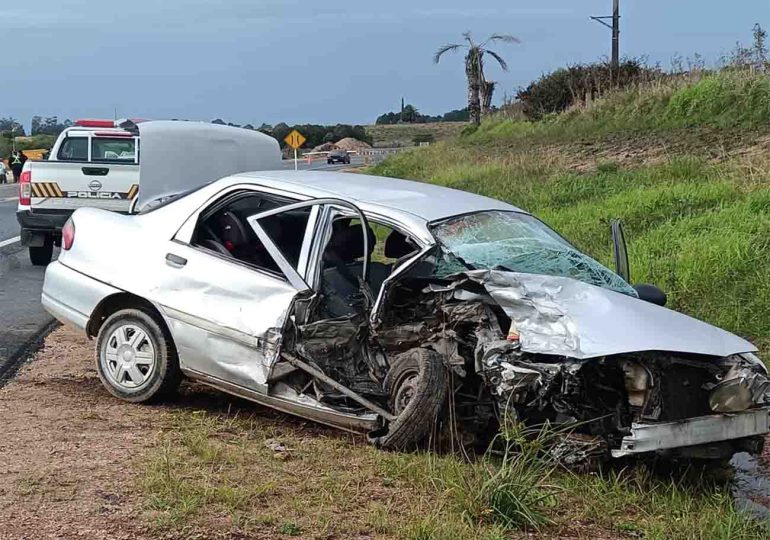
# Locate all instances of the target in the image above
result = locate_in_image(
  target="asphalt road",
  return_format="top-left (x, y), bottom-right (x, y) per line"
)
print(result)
top-left (280, 154), bottom-right (374, 171)
top-left (0, 184), bottom-right (19, 243)
top-left (0, 184), bottom-right (55, 380)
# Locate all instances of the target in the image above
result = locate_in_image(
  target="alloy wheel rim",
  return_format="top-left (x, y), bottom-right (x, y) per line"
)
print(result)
top-left (103, 324), bottom-right (156, 390)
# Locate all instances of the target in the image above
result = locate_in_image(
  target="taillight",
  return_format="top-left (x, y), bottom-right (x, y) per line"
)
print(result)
top-left (19, 170), bottom-right (31, 206)
top-left (62, 219), bottom-right (75, 251)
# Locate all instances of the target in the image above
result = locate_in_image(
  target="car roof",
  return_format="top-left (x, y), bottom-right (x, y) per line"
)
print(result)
top-left (231, 170), bottom-right (523, 222)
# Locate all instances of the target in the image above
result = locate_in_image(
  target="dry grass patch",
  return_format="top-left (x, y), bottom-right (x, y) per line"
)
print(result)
top-left (139, 406), bottom-right (517, 539)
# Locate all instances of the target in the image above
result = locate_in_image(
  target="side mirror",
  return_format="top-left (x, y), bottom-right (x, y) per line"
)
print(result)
top-left (633, 284), bottom-right (667, 306)
top-left (610, 219), bottom-right (630, 283)
top-left (611, 219), bottom-right (668, 306)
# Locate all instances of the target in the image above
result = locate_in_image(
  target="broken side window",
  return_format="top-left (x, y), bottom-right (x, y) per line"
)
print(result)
top-left (430, 210), bottom-right (637, 296)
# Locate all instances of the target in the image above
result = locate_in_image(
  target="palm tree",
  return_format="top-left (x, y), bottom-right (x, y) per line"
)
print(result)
top-left (434, 32), bottom-right (519, 124)
top-left (480, 80), bottom-right (497, 116)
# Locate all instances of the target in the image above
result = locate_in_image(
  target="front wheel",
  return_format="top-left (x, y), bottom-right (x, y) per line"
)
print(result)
top-left (96, 308), bottom-right (181, 403)
top-left (29, 242), bottom-right (53, 266)
top-left (371, 348), bottom-right (448, 450)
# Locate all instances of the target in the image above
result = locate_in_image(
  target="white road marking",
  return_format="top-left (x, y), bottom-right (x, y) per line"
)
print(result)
top-left (0, 196), bottom-right (17, 202)
top-left (0, 236), bottom-right (20, 248)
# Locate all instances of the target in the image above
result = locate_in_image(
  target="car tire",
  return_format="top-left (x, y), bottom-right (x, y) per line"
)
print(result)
top-left (29, 242), bottom-right (53, 266)
top-left (373, 348), bottom-right (448, 450)
top-left (95, 308), bottom-right (181, 403)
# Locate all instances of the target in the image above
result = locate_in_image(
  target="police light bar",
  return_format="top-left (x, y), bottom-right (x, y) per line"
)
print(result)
top-left (74, 119), bottom-right (116, 128)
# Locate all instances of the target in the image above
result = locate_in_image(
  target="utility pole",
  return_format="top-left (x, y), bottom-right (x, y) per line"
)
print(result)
top-left (591, 0), bottom-right (620, 70)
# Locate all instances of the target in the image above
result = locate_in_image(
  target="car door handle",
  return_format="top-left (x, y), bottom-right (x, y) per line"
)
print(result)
top-left (82, 167), bottom-right (109, 176)
top-left (165, 253), bottom-right (187, 267)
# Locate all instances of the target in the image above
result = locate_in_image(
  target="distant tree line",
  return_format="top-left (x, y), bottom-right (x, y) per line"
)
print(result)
top-left (0, 117), bottom-right (25, 136)
top-left (0, 116), bottom-right (76, 138)
top-left (375, 105), bottom-right (469, 125)
top-left (31, 116), bottom-right (73, 136)
top-left (211, 119), bottom-right (372, 148)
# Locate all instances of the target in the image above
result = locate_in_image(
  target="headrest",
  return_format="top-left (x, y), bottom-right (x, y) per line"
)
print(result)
top-left (384, 230), bottom-right (416, 258)
top-left (327, 223), bottom-right (376, 263)
top-left (217, 211), bottom-right (250, 248)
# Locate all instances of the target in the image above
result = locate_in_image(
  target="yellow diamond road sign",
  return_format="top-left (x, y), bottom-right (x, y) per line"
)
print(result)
top-left (284, 129), bottom-right (306, 150)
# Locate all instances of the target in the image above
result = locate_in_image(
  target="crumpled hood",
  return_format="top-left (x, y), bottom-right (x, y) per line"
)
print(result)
top-left (464, 270), bottom-right (757, 359)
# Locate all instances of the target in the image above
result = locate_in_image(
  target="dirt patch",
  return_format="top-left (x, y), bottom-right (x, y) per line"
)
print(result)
top-left (502, 127), bottom-right (770, 173)
top-left (0, 326), bottom-right (167, 539)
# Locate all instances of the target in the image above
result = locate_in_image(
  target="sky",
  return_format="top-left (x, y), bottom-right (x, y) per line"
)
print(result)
top-left (1, 0), bottom-right (768, 128)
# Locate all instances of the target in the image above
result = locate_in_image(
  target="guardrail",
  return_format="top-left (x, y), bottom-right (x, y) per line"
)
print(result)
top-left (358, 147), bottom-right (413, 156)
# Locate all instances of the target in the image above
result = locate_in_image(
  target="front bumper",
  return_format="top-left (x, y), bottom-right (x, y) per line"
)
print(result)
top-left (611, 407), bottom-right (770, 457)
top-left (41, 261), bottom-right (121, 333)
top-left (17, 209), bottom-right (73, 245)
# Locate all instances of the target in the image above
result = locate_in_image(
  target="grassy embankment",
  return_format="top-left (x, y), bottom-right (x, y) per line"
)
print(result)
top-left (366, 122), bottom-right (467, 147)
top-left (138, 71), bottom-right (770, 539)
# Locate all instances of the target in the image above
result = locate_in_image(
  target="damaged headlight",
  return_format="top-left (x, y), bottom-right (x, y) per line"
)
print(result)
top-left (619, 359), bottom-right (652, 409)
top-left (709, 353), bottom-right (770, 413)
top-left (738, 352), bottom-right (768, 375)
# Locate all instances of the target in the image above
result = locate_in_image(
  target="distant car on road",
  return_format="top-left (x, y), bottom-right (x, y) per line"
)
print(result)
top-left (327, 150), bottom-right (351, 165)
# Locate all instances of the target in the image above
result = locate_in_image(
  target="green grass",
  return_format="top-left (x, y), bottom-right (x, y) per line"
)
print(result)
top-left (141, 406), bottom-right (766, 539)
top-left (140, 408), bottom-right (511, 539)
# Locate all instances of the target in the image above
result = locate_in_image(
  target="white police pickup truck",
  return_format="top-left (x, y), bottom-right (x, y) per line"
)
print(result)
top-left (17, 119), bottom-right (140, 265)
top-left (17, 119), bottom-right (283, 266)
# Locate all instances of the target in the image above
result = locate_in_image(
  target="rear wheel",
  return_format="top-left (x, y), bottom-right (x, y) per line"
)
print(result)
top-left (96, 308), bottom-right (181, 403)
top-left (29, 241), bottom-right (53, 266)
top-left (372, 348), bottom-right (448, 450)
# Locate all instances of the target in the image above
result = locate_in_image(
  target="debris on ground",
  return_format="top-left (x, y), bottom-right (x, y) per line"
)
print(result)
top-left (264, 437), bottom-right (290, 460)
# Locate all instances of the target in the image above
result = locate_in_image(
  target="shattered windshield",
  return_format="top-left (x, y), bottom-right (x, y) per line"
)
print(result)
top-left (431, 210), bottom-right (637, 296)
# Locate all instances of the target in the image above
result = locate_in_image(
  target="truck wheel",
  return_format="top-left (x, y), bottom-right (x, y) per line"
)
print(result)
top-left (372, 348), bottom-right (448, 450)
top-left (96, 308), bottom-right (181, 403)
top-left (29, 243), bottom-right (53, 266)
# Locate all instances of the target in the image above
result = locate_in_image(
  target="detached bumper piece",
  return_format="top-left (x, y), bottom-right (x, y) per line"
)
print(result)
top-left (611, 406), bottom-right (770, 457)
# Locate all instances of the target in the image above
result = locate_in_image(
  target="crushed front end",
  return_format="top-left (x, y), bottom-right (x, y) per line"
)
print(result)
top-left (376, 265), bottom-right (770, 461)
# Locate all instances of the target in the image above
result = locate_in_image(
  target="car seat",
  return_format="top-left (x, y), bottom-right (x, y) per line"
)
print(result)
top-left (322, 223), bottom-right (390, 316)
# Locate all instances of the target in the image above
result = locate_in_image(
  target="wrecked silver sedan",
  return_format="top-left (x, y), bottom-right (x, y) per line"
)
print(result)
top-left (41, 122), bottom-right (770, 461)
